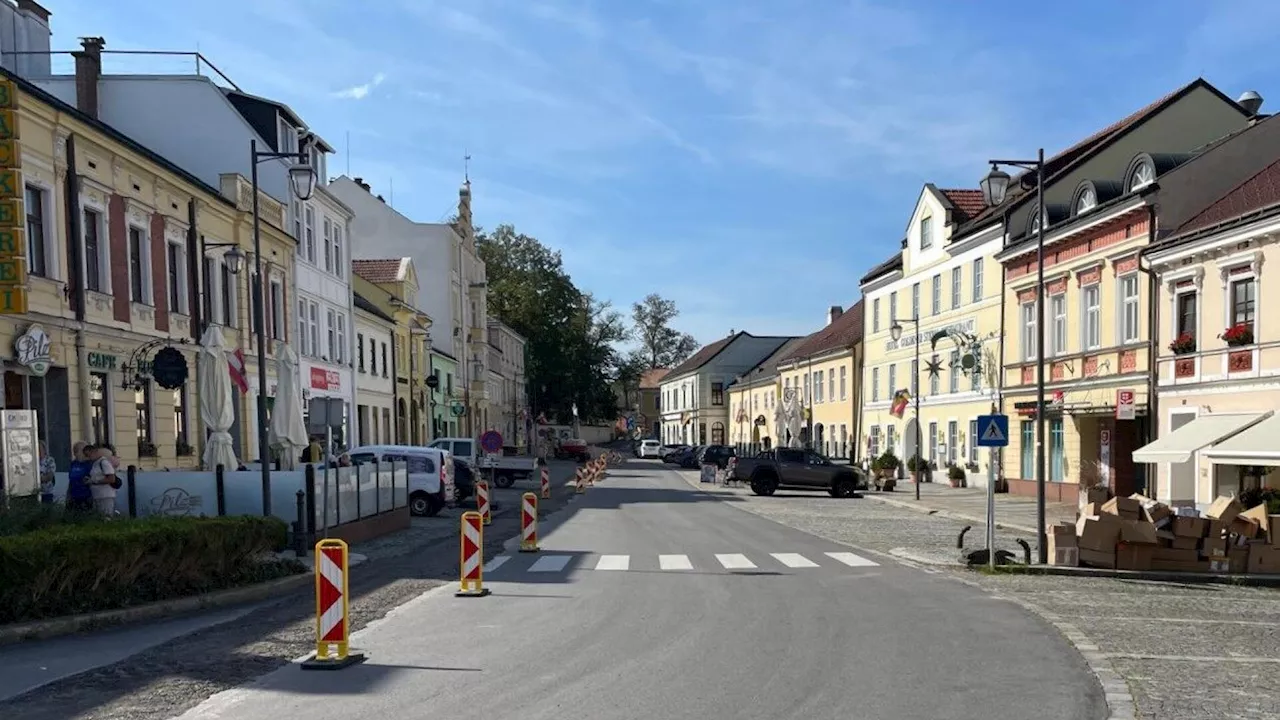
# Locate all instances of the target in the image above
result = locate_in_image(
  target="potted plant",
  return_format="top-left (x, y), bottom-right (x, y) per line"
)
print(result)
top-left (947, 464), bottom-right (966, 488)
top-left (1168, 332), bottom-right (1196, 355)
top-left (1221, 323), bottom-right (1254, 347)
top-left (877, 451), bottom-right (899, 491)
top-left (138, 440), bottom-right (158, 458)
top-left (176, 439), bottom-right (194, 457)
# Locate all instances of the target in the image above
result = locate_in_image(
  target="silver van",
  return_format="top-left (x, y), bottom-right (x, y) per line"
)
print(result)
top-left (347, 445), bottom-right (455, 517)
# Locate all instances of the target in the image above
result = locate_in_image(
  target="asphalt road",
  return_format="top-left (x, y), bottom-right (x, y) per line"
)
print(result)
top-left (174, 461), bottom-right (1107, 720)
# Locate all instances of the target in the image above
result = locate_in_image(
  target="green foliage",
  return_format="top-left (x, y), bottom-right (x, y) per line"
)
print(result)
top-left (1239, 485), bottom-right (1280, 513)
top-left (0, 502), bottom-right (105, 537)
top-left (948, 464), bottom-right (966, 481)
top-left (877, 451), bottom-right (900, 470)
top-left (631, 293), bottom-right (698, 369)
top-left (0, 516), bottom-right (297, 623)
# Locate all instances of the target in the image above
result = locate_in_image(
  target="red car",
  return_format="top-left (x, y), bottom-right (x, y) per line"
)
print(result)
top-left (555, 438), bottom-right (591, 462)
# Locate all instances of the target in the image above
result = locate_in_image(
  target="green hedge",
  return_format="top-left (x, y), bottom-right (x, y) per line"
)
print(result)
top-left (0, 516), bottom-right (298, 624)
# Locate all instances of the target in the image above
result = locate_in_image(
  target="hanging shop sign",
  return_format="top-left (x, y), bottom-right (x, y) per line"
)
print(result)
top-left (450, 400), bottom-right (466, 417)
top-left (310, 367), bottom-right (342, 391)
top-left (14, 324), bottom-right (52, 376)
top-left (151, 346), bottom-right (190, 390)
top-left (0, 78), bottom-right (24, 314)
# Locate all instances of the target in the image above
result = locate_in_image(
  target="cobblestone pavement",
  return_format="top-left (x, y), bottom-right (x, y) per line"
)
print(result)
top-left (675, 466), bottom-right (1280, 720)
top-left (0, 462), bottom-right (582, 720)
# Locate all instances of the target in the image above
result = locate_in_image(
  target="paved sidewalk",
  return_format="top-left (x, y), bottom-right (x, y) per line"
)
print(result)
top-left (867, 481), bottom-right (1077, 534)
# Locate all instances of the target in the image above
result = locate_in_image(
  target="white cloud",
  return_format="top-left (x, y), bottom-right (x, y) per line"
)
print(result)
top-left (332, 72), bottom-right (386, 100)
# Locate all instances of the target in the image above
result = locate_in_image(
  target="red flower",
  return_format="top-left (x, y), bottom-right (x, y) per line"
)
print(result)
top-left (1168, 332), bottom-right (1196, 354)
top-left (1220, 323), bottom-right (1254, 346)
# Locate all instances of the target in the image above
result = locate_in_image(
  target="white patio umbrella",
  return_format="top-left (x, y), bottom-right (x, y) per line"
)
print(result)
top-left (268, 340), bottom-right (308, 470)
top-left (198, 326), bottom-right (239, 471)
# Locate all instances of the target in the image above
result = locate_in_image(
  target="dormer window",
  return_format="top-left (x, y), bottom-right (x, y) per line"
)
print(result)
top-left (1029, 203), bottom-right (1043, 236)
top-left (1076, 186), bottom-right (1097, 214)
top-left (919, 216), bottom-right (933, 250)
top-left (1129, 160), bottom-right (1155, 191)
top-left (278, 117), bottom-right (298, 155)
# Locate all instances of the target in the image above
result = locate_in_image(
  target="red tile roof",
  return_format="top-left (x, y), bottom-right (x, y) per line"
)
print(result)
top-left (352, 258), bottom-right (404, 284)
top-left (1174, 156), bottom-right (1280, 237)
top-left (783, 299), bottom-right (865, 361)
top-left (639, 368), bottom-right (670, 389)
top-left (940, 189), bottom-right (986, 222)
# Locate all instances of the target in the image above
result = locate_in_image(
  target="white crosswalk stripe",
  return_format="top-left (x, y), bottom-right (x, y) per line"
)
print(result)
top-left (483, 556), bottom-right (511, 573)
top-left (659, 554), bottom-right (694, 570)
top-left (825, 551), bottom-right (880, 567)
top-left (595, 554), bottom-right (630, 571)
top-left (771, 553), bottom-right (819, 568)
top-left (528, 555), bottom-right (572, 573)
top-left (715, 553), bottom-right (756, 569)
top-left (485, 550), bottom-right (879, 575)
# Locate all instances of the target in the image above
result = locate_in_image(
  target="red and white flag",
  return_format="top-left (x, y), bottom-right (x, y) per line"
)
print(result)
top-left (228, 348), bottom-right (248, 394)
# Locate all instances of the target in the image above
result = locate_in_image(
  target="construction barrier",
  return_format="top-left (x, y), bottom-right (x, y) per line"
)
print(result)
top-left (302, 539), bottom-right (365, 670)
top-left (575, 468), bottom-right (586, 494)
top-left (587, 462), bottom-right (596, 487)
top-left (477, 479), bottom-right (491, 525)
top-left (540, 467), bottom-right (551, 499)
top-left (457, 511), bottom-right (490, 597)
top-left (520, 492), bottom-right (539, 552)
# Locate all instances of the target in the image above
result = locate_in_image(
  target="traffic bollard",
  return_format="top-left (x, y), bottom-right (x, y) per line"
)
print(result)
top-left (540, 467), bottom-right (551, 499)
top-left (477, 479), bottom-right (491, 525)
top-left (520, 492), bottom-right (539, 553)
top-left (456, 511), bottom-right (490, 597)
top-left (587, 463), bottom-right (596, 487)
top-left (575, 468), bottom-right (586, 494)
top-left (302, 539), bottom-right (366, 670)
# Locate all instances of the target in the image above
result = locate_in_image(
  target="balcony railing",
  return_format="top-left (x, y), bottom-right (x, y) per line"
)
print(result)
top-left (2, 49), bottom-right (241, 89)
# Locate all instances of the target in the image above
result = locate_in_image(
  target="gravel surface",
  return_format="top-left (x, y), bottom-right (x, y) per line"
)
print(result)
top-left (0, 463), bottom-right (582, 720)
top-left (676, 467), bottom-right (1280, 720)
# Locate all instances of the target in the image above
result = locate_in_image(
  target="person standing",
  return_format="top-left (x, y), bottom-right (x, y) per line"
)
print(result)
top-left (88, 443), bottom-right (120, 517)
top-left (38, 441), bottom-right (57, 504)
top-left (66, 442), bottom-right (95, 513)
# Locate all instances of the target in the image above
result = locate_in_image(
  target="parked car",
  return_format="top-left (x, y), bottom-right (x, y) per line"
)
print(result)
top-left (637, 439), bottom-right (664, 458)
top-left (675, 446), bottom-right (706, 469)
top-left (662, 444), bottom-right (689, 463)
top-left (428, 436), bottom-right (538, 488)
top-left (697, 444), bottom-right (737, 469)
top-left (730, 447), bottom-right (866, 498)
top-left (347, 445), bottom-right (455, 516)
top-left (554, 437), bottom-right (592, 462)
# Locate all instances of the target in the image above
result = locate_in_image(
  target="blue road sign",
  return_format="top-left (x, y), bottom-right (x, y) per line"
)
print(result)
top-left (626, 416), bottom-right (635, 430)
top-left (975, 414), bottom-right (1010, 448)
top-left (480, 430), bottom-right (504, 453)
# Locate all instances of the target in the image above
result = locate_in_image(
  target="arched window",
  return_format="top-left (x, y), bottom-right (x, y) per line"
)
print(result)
top-left (711, 422), bottom-right (725, 445)
top-left (1129, 160), bottom-right (1155, 191)
top-left (1076, 185), bottom-right (1097, 214)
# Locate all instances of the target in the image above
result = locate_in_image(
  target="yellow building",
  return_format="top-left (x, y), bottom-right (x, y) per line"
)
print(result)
top-left (860, 186), bottom-right (1003, 484)
top-left (636, 368), bottom-right (668, 439)
top-left (0, 66), bottom-right (295, 470)
top-left (992, 79), bottom-right (1251, 503)
top-left (728, 337), bottom-right (806, 454)
top-left (775, 303), bottom-right (864, 459)
top-left (351, 259), bottom-right (433, 444)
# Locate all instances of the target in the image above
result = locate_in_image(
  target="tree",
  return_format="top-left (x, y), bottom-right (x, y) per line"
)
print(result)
top-left (632, 293), bottom-right (699, 369)
top-left (613, 350), bottom-right (648, 410)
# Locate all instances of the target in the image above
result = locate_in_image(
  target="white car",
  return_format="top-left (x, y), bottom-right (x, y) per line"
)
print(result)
top-left (347, 445), bottom-right (455, 517)
top-left (637, 439), bottom-right (663, 458)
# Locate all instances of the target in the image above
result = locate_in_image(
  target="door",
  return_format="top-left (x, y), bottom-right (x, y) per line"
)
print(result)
top-left (776, 448), bottom-right (812, 486)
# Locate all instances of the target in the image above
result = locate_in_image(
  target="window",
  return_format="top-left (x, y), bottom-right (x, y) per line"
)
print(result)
top-left (174, 386), bottom-right (189, 447)
top-left (886, 425), bottom-right (897, 454)
top-left (711, 422), bottom-right (725, 445)
top-left (888, 364), bottom-right (896, 397)
top-left (911, 283), bottom-right (920, 318)
top-left (814, 371), bottom-right (824, 403)
top-left (1050, 294), bottom-right (1067, 356)
top-left (803, 374), bottom-right (811, 404)
top-left (304, 206), bottom-right (315, 263)
top-left (1120, 274), bottom-right (1140, 343)
top-left (910, 359), bottom-right (918, 395)
top-left (971, 361), bottom-right (981, 392)
top-left (920, 216), bottom-right (933, 249)
top-left (1130, 160), bottom-right (1155, 191)
top-left (928, 355), bottom-right (939, 396)
top-left (336, 313), bottom-right (347, 363)
top-left (292, 199), bottom-right (302, 239)
top-left (381, 342), bottom-right (388, 377)
top-left (298, 300), bottom-right (309, 355)
top-left (947, 421), bottom-right (958, 465)
top-left (828, 369), bottom-right (834, 400)
top-left (1175, 291), bottom-right (1197, 343)
top-left (323, 217), bottom-right (333, 272)
top-left (309, 303), bottom-right (320, 357)
top-left (931, 274), bottom-right (941, 315)
top-left (135, 382), bottom-right (153, 446)
top-left (972, 259), bottom-right (983, 303)
top-left (333, 223), bottom-right (344, 277)
top-left (711, 382), bottom-right (724, 406)
top-left (889, 292), bottom-right (897, 325)
top-left (83, 208), bottom-right (103, 292)
top-left (167, 241), bottom-right (188, 313)
top-left (871, 368), bottom-right (879, 402)
top-left (869, 426), bottom-right (881, 457)
top-left (1077, 186), bottom-right (1097, 214)
top-left (872, 298), bottom-right (880, 333)
top-left (968, 420), bottom-right (979, 465)
top-left (128, 226), bottom-right (149, 303)
top-left (1020, 421), bottom-right (1034, 479)
top-left (220, 261), bottom-right (236, 327)
top-left (1230, 277), bottom-right (1255, 331)
top-left (357, 333), bottom-right (366, 372)
top-left (949, 350), bottom-right (959, 393)
top-left (327, 309), bottom-right (337, 360)
top-left (928, 421), bottom-right (937, 465)
top-left (839, 366), bottom-right (847, 400)
top-left (270, 280), bottom-right (284, 340)
top-left (1021, 302), bottom-right (1037, 360)
top-left (1082, 284), bottom-right (1101, 350)
top-left (951, 267), bottom-right (961, 309)
top-left (1049, 418), bottom-right (1064, 482)
top-left (202, 254), bottom-right (215, 323)
top-left (25, 185), bottom-right (47, 277)
top-left (89, 371), bottom-right (110, 445)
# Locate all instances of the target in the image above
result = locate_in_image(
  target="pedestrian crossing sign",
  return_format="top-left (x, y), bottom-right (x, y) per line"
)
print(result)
top-left (976, 414), bottom-right (1009, 447)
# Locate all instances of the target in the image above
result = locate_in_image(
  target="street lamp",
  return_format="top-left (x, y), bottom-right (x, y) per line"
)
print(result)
top-left (889, 317), bottom-right (922, 501)
top-left (982, 148), bottom-right (1047, 564)
top-left (250, 137), bottom-right (318, 516)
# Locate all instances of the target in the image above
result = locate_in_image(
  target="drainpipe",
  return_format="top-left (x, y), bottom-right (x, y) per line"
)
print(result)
top-left (1136, 203), bottom-right (1160, 497)
top-left (63, 134), bottom-right (92, 441)
top-left (853, 342), bottom-right (864, 465)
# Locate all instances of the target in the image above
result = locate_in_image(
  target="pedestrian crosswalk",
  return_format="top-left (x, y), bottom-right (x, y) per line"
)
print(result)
top-left (482, 550), bottom-right (879, 575)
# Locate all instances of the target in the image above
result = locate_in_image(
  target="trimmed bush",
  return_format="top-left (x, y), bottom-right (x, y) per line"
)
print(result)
top-left (0, 515), bottom-right (296, 624)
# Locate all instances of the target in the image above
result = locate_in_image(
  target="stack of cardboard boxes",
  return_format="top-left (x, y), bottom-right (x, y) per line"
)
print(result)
top-left (1046, 492), bottom-right (1280, 574)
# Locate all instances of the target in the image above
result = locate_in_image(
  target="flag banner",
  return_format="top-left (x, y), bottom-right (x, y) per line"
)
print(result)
top-left (890, 388), bottom-right (911, 419)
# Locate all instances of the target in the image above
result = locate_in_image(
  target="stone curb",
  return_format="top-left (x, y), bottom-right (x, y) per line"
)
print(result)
top-left (987, 563), bottom-right (1280, 587)
top-left (0, 572), bottom-right (312, 647)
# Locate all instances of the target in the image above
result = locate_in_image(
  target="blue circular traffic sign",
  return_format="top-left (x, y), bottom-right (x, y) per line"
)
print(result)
top-left (480, 430), bottom-right (504, 453)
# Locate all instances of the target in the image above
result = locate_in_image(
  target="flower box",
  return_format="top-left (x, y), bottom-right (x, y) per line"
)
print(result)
top-left (1221, 323), bottom-right (1254, 348)
top-left (1168, 332), bottom-right (1196, 355)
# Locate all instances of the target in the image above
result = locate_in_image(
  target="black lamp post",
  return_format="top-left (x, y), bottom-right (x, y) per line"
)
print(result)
top-left (981, 149), bottom-right (1047, 564)
top-left (889, 317), bottom-right (922, 501)
top-left (250, 138), bottom-right (317, 516)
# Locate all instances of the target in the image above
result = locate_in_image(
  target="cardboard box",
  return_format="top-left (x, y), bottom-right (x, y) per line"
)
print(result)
top-left (1246, 542), bottom-right (1280, 573)
top-left (1206, 496), bottom-right (1244, 524)
top-left (1170, 535), bottom-right (1200, 550)
top-left (1238, 504), bottom-right (1271, 541)
top-left (1171, 515), bottom-right (1208, 538)
top-left (1271, 515), bottom-right (1280, 546)
top-left (1202, 535), bottom-right (1228, 557)
top-left (1047, 524), bottom-right (1079, 567)
top-left (1079, 547), bottom-right (1116, 569)
top-left (1228, 547), bottom-right (1249, 573)
top-left (1130, 493), bottom-right (1174, 526)
top-left (1229, 516), bottom-right (1259, 540)
top-left (1102, 496), bottom-right (1142, 521)
top-left (1076, 515), bottom-right (1122, 552)
top-left (1151, 558), bottom-right (1210, 572)
top-left (1120, 519), bottom-right (1159, 545)
top-left (1207, 555), bottom-right (1230, 573)
top-left (1116, 542), bottom-right (1155, 571)
top-left (1086, 485), bottom-right (1109, 504)
top-left (1152, 546), bottom-right (1199, 563)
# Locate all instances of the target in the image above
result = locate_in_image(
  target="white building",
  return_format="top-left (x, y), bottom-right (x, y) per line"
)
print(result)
top-left (352, 293), bottom-right (396, 446)
top-left (486, 319), bottom-right (528, 448)
top-left (659, 332), bottom-right (793, 446)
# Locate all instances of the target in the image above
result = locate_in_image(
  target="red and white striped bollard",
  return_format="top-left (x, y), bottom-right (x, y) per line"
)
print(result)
top-left (520, 492), bottom-right (539, 552)
top-left (540, 466), bottom-right (551, 499)
top-left (477, 479), bottom-right (491, 525)
top-left (302, 539), bottom-right (365, 669)
top-left (456, 510), bottom-right (490, 597)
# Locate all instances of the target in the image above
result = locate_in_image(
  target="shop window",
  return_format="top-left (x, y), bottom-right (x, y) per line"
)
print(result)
top-left (1020, 421), bottom-right (1034, 479)
top-left (90, 372), bottom-right (110, 445)
top-left (1049, 419), bottom-right (1065, 482)
top-left (135, 381), bottom-right (153, 448)
top-left (173, 386), bottom-right (188, 448)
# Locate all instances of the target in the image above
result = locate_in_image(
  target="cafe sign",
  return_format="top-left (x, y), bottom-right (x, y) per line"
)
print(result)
top-left (14, 324), bottom-right (51, 376)
top-left (0, 78), bottom-right (25, 314)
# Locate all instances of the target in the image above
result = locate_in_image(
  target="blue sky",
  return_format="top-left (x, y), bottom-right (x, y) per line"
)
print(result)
top-left (44, 0), bottom-right (1280, 346)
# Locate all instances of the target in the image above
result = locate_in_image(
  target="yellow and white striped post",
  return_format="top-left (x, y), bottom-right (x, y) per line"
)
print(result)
top-left (520, 492), bottom-right (539, 553)
top-left (302, 539), bottom-right (365, 670)
top-left (456, 511), bottom-right (490, 597)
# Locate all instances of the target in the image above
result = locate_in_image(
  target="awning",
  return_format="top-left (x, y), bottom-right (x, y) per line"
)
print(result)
top-left (1132, 412), bottom-right (1272, 464)
top-left (1202, 413), bottom-right (1280, 466)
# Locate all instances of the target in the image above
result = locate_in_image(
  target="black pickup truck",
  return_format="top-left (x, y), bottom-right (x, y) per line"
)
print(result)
top-left (730, 448), bottom-right (866, 498)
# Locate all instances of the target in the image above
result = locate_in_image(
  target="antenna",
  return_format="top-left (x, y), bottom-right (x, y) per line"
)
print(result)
top-left (464, 149), bottom-right (471, 182)
top-left (389, 177), bottom-right (394, 208)
top-left (345, 130), bottom-right (350, 176)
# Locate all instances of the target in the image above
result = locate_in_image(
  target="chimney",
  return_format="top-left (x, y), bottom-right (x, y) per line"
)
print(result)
top-left (15, 1), bottom-right (53, 77)
top-left (376, 194), bottom-right (385, 203)
top-left (353, 177), bottom-right (371, 192)
top-left (71, 36), bottom-right (104, 118)
top-left (827, 305), bottom-right (843, 325)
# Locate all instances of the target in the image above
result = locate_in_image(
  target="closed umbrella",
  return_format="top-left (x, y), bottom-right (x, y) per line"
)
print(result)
top-left (199, 326), bottom-right (239, 471)
top-left (268, 341), bottom-right (308, 470)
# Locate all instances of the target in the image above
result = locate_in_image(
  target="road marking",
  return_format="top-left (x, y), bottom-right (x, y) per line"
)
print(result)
top-left (528, 555), bottom-right (572, 573)
top-left (483, 556), bottom-right (511, 573)
top-left (825, 551), bottom-right (879, 567)
top-left (771, 553), bottom-right (819, 568)
top-left (715, 553), bottom-right (756, 569)
top-left (659, 554), bottom-right (694, 570)
top-left (1104, 653), bottom-right (1280, 664)
top-left (595, 554), bottom-right (630, 571)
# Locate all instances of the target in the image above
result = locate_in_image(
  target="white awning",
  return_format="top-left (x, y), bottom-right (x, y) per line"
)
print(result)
top-left (1132, 412), bottom-right (1272, 464)
top-left (1202, 413), bottom-right (1280, 466)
